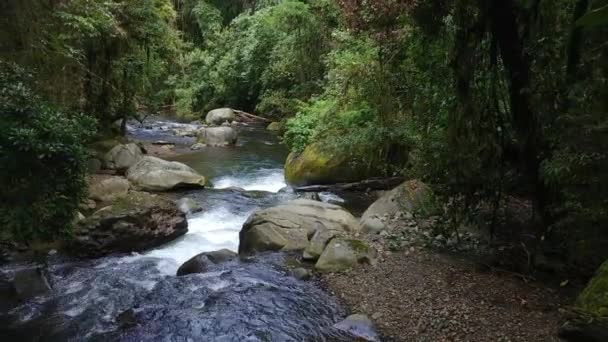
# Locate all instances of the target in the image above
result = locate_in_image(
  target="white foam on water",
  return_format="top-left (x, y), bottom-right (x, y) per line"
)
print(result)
top-left (140, 206), bottom-right (253, 275)
top-left (318, 192), bottom-right (345, 203)
top-left (213, 169), bottom-right (286, 193)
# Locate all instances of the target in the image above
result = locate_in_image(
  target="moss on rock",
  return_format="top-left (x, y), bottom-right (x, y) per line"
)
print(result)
top-left (576, 260), bottom-right (608, 318)
top-left (284, 143), bottom-right (370, 186)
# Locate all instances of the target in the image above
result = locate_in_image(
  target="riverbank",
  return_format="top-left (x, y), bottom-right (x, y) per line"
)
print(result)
top-left (321, 237), bottom-right (569, 341)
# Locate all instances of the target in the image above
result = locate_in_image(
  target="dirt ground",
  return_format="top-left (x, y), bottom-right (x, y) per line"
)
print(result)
top-left (321, 248), bottom-right (570, 341)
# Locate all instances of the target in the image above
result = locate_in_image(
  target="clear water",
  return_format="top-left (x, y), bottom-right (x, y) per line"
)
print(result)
top-left (0, 122), bottom-right (353, 341)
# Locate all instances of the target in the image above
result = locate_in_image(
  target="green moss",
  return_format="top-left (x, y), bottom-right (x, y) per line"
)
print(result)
top-left (576, 260), bottom-right (608, 317)
top-left (346, 239), bottom-right (371, 254)
top-left (284, 143), bottom-right (368, 186)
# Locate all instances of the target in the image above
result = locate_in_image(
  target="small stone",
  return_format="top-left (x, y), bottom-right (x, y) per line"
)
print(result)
top-left (291, 267), bottom-right (312, 280)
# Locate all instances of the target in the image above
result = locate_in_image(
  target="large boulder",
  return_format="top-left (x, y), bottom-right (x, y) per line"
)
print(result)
top-left (360, 180), bottom-right (432, 233)
top-left (205, 108), bottom-right (236, 126)
top-left (103, 143), bottom-right (143, 171)
top-left (314, 238), bottom-right (375, 272)
top-left (239, 199), bottom-right (360, 255)
top-left (127, 156), bottom-right (206, 191)
top-left (559, 260), bottom-right (608, 341)
top-left (71, 192), bottom-right (188, 257)
top-left (11, 267), bottom-right (51, 300)
top-left (196, 126), bottom-right (238, 147)
top-left (284, 143), bottom-right (369, 186)
top-left (87, 175), bottom-right (130, 202)
top-left (176, 249), bottom-right (238, 276)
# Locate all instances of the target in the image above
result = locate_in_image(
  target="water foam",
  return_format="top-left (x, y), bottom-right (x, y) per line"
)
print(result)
top-left (213, 168), bottom-right (286, 193)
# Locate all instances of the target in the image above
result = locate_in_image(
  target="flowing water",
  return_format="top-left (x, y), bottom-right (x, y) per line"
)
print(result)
top-left (0, 121), bottom-right (354, 341)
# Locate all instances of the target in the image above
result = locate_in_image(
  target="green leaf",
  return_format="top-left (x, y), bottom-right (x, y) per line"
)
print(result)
top-left (576, 5), bottom-right (608, 27)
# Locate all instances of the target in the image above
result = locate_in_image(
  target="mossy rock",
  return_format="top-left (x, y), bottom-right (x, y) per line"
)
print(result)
top-left (314, 238), bottom-right (375, 273)
top-left (284, 143), bottom-right (370, 186)
top-left (576, 260), bottom-right (608, 318)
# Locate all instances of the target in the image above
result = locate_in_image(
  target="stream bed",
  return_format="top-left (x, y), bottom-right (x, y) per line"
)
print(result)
top-left (0, 121), bottom-right (356, 341)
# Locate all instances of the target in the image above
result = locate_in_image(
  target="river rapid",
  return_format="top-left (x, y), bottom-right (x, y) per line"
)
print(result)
top-left (0, 121), bottom-right (356, 341)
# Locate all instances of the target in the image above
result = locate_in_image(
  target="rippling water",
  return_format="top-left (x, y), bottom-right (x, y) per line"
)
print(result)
top-left (0, 122), bottom-right (354, 341)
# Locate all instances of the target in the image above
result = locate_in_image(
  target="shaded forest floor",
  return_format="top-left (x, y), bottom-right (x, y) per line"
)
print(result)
top-left (321, 247), bottom-right (570, 341)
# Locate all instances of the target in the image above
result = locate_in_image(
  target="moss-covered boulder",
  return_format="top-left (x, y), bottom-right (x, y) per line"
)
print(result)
top-left (285, 143), bottom-right (370, 186)
top-left (577, 260), bottom-right (608, 317)
top-left (315, 238), bottom-right (375, 272)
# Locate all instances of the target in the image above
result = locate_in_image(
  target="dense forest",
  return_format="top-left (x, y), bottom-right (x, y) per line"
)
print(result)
top-left (1, 0), bottom-right (608, 340)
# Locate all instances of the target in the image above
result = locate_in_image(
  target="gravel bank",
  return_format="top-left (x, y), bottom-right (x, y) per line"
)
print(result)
top-left (321, 247), bottom-right (568, 341)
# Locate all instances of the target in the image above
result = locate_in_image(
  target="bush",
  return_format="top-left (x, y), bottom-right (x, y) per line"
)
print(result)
top-left (0, 63), bottom-right (95, 242)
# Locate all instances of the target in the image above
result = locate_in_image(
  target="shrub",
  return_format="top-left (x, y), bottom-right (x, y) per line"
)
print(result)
top-left (0, 63), bottom-right (95, 242)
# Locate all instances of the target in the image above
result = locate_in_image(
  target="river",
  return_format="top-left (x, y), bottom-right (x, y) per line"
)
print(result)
top-left (0, 121), bottom-right (355, 341)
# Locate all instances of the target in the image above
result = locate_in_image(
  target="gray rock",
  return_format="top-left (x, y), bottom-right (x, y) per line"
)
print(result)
top-left (291, 267), bottom-right (312, 280)
top-left (360, 180), bottom-right (432, 227)
top-left (360, 215), bottom-right (387, 234)
top-left (205, 108), bottom-right (236, 126)
top-left (87, 175), bottom-right (130, 202)
top-left (176, 249), bottom-right (238, 276)
top-left (103, 143), bottom-right (143, 171)
top-left (71, 192), bottom-right (188, 257)
top-left (127, 156), bottom-right (206, 191)
top-left (12, 267), bottom-right (51, 300)
top-left (196, 126), bottom-right (238, 147)
top-left (190, 143), bottom-right (205, 150)
top-left (334, 314), bottom-right (380, 342)
top-left (315, 238), bottom-right (375, 272)
top-left (239, 199), bottom-right (360, 255)
top-left (303, 229), bottom-right (340, 261)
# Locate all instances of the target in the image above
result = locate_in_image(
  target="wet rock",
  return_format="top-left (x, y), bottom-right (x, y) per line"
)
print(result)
top-left (291, 267), bottom-right (312, 280)
top-left (205, 108), bottom-right (236, 126)
top-left (12, 266), bottom-right (51, 300)
top-left (70, 192), bottom-right (188, 257)
top-left (196, 126), bottom-right (238, 147)
top-left (87, 175), bottom-right (130, 202)
top-left (190, 143), bottom-right (205, 150)
top-left (360, 180), bottom-right (433, 231)
top-left (239, 199), bottom-right (360, 255)
top-left (127, 156), bottom-right (206, 191)
top-left (177, 249), bottom-right (238, 276)
top-left (315, 238), bottom-right (375, 273)
top-left (176, 197), bottom-right (201, 214)
top-left (333, 314), bottom-right (380, 342)
top-left (559, 321), bottom-right (608, 342)
top-left (103, 143), bottom-right (143, 171)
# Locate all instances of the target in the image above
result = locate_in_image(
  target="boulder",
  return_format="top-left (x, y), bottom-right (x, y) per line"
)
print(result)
top-left (71, 192), bottom-right (188, 257)
top-left (315, 238), bottom-right (375, 272)
top-left (205, 108), bottom-right (236, 126)
top-left (87, 175), bottom-right (130, 202)
top-left (238, 199), bottom-right (360, 255)
top-left (127, 156), bottom-right (206, 191)
top-left (196, 126), bottom-right (238, 147)
top-left (333, 314), bottom-right (380, 342)
top-left (290, 267), bottom-right (312, 280)
top-left (103, 143), bottom-right (143, 171)
top-left (559, 260), bottom-right (608, 342)
top-left (12, 267), bottom-right (51, 300)
top-left (360, 180), bottom-right (432, 233)
top-left (284, 143), bottom-right (370, 186)
top-left (303, 229), bottom-right (340, 261)
top-left (576, 260), bottom-right (608, 317)
top-left (176, 249), bottom-right (238, 276)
